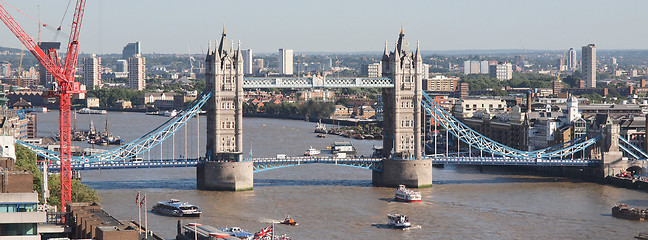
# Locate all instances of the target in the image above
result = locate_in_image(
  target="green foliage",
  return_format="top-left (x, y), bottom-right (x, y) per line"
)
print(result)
top-left (582, 93), bottom-right (603, 103)
top-left (491, 88), bottom-right (508, 96)
top-left (508, 73), bottom-right (554, 88)
top-left (607, 88), bottom-right (622, 98)
top-left (256, 101), bottom-right (334, 118)
top-left (47, 174), bottom-right (101, 207)
top-left (336, 98), bottom-right (350, 106)
top-left (14, 144), bottom-right (43, 203)
top-left (87, 88), bottom-right (142, 107)
top-left (460, 74), bottom-right (502, 91)
top-left (458, 72), bottom-right (555, 92)
top-left (562, 75), bottom-right (582, 88)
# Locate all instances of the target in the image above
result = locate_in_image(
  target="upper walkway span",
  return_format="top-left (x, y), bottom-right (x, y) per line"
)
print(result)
top-left (242, 77), bottom-right (393, 89)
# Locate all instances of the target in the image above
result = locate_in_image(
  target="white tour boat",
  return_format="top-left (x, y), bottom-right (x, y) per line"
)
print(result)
top-left (304, 146), bottom-right (321, 156)
top-left (395, 184), bottom-right (422, 202)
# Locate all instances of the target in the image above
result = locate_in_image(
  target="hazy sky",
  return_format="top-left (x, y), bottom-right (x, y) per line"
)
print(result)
top-left (1, 0), bottom-right (647, 54)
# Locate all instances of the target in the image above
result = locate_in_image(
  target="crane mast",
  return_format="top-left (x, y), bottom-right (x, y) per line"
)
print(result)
top-left (0, 0), bottom-right (86, 212)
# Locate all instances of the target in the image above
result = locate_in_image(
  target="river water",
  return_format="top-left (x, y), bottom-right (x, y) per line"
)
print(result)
top-left (37, 111), bottom-right (648, 239)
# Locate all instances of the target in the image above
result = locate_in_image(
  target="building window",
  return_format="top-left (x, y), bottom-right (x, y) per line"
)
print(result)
top-left (0, 203), bottom-right (36, 213)
top-left (0, 223), bottom-right (37, 236)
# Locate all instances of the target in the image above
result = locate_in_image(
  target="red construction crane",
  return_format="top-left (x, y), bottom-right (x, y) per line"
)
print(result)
top-left (0, 0), bottom-right (86, 212)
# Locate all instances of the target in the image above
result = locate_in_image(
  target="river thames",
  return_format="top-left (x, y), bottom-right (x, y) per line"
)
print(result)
top-left (37, 111), bottom-right (648, 239)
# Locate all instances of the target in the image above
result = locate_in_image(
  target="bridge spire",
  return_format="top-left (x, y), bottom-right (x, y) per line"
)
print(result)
top-left (396, 25), bottom-right (407, 54)
top-left (218, 27), bottom-right (228, 57)
top-left (382, 40), bottom-right (389, 60)
top-left (414, 40), bottom-right (421, 60)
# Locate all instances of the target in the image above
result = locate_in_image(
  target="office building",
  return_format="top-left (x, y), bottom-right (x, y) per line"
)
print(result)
top-left (582, 44), bottom-right (596, 88)
top-left (567, 48), bottom-right (577, 70)
top-left (240, 49), bottom-right (253, 75)
top-left (489, 62), bottom-right (513, 80)
top-left (122, 41), bottom-right (141, 59)
top-left (0, 192), bottom-right (45, 239)
top-left (279, 48), bottom-right (293, 75)
top-left (128, 54), bottom-right (146, 90)
top-left (37, 42), bottom-right (61, 87)
top-left (82, 54), bottom-right (102, 90)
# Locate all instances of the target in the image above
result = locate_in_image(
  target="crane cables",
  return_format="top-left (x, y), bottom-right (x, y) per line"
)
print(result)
top-left (0, 0), bottom-right (67, 36)
top-left (57, 0), bottom-right (73, 31)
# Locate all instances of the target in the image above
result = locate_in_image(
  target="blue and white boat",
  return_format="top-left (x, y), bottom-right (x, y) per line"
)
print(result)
top-left (152, 199), bottom-right (202, 217)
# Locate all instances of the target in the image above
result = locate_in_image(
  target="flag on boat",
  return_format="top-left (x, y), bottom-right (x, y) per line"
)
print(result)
top-left (140, 195), bottom-right (146, 206)
top-left (135, 192), bottom-right (140, 206)
top-left (253, 224), bottom-right (273, 239)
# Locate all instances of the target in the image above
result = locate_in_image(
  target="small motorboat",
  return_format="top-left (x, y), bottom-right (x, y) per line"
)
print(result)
top-left (387, 214), bottom-right (410, 228)
top-left (280, 217), bottom-right (298, 226)
top-left (317, 133), bottom-right (326, 138)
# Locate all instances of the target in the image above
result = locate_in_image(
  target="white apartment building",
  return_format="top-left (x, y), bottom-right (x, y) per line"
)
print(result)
top-left (241, 49), bottom-right (253, 75)
top-left (128, 54), bottom-right (146, 90)
top-left (424, 75), bottom-right (459, 91)
top-left (82, 54), bottom-right (102, 90)
top-left (463, 60), bottom-right (489, 75)
top-left (582, 44), bottom-right (596, 88)
top-left (454, 98), bottom-right (507, 118)
top-left (279, 48), bottom-right (293, 75)
top-left (364, 62), bottom-right (382, 77)
top-left (489, 62), bottom-right (513, 80)
top-left (116, 59), bottom-right (128, 73)
top-left (567, 48), bottom-right (577, 70)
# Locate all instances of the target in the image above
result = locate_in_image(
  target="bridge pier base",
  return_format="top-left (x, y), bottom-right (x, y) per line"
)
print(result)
top-left (197, 161), bottom-right (253, 191)
top-left (372, 159), bottom-right (432, 188)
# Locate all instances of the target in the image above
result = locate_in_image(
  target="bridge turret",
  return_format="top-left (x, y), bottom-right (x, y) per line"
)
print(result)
top-left (373, 28), bottom-right (431, 188)
top-left (199, 30), bottom-right (253, 191)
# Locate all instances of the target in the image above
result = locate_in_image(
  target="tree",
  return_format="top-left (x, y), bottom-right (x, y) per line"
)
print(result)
top-left (47, 174), bottom-right (101, 207)
top-left (14, 144), bottom-right (43, 203)
top-left (582, 93), bottom-right (603, 103)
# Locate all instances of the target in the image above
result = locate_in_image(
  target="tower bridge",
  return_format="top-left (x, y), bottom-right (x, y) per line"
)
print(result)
top-left (16, 29), bottom-right (647, 191)
top-left (197, 28), bottom-right (431, 190)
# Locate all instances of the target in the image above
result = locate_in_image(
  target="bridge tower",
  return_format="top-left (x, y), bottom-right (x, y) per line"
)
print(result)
top-left (197, 28), bottom-right (253, 191)
top-left (599, 115), bottom-right (632, 177)
top-left (372, 28), bottom-right (433, 188)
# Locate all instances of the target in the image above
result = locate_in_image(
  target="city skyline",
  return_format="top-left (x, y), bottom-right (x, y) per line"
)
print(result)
top-left (0, 0), bottom-right (647, 54)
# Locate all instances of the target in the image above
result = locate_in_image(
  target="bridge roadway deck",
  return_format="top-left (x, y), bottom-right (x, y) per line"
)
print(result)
top-left (44, 156), bottom-right (599, 172)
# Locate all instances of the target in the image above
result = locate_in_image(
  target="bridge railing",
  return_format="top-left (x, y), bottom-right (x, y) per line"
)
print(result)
top-left (618, 135), bottom-right (648, 160)
top-left (17, 91), bottom-right (212, 164)
top-left (426, 156), bottom-right (598, 166)
top-left (421, 91), bottom-right (601, 159)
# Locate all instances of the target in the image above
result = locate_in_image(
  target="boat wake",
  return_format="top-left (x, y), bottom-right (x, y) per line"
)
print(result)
top-left (258, 218), bottom-right (281, 224)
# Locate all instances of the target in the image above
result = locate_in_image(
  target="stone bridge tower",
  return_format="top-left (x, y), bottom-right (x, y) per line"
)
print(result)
top-left (372, 28), bottom-right (432, 188)
top-left (197, 29), bottom-right (253, 191)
